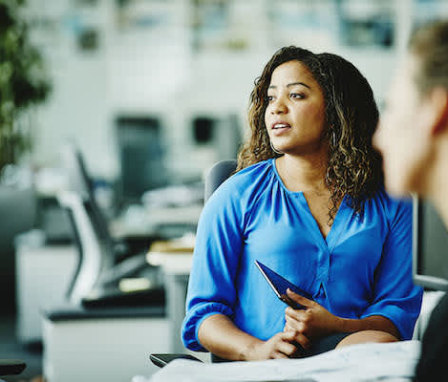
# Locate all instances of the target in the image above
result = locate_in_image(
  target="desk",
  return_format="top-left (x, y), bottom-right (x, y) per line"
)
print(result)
top-left (42, 304), bottom-right (169, 382)
top-left (147, 251), bottom-right (193, 353)
top-left (145, 340), bottom-right (421, 382)
top-left (15, 244), bottom-right (78, 343)
top-left (111, 205), bottom-right (202, 239)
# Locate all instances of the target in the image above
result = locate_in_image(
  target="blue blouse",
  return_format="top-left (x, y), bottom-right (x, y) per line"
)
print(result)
top-left (181, 159), bottom-right (423, 351)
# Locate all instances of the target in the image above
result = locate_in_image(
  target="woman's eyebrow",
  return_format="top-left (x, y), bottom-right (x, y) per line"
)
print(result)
top-left (268, 82), bottom-right (311, 90)
top-left (287, 82), bottom-right (311, 89)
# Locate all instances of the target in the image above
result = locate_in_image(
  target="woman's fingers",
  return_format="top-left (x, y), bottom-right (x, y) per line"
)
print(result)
top-left (285, 291), bottom-right (341, 338)
top-left (284, 319), bottom-right (311, 349)
top-left (293, 332), bottom-right (311, 350)
top-left (285, 306), bottom-right (306, 321)
top-left (276, 337), bottom-right (298, 357)
top-left (280, 330), bottom-right (297, 342)
top-left (272, 351), bottom-right (289, 359)
top-left (267, 332), bottom-right (296, 358)
top-left (281, 328), bottom-right (311, 354)
top-left (265, 331), bottom-right (313, 359)
top-left (286, 288), bottom-right (314, 307)
top-left (285, 312), bottom-right (306, 332)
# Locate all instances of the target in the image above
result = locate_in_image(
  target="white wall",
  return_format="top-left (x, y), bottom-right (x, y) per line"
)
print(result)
top-left (25, 0), bottom-right (416, 183)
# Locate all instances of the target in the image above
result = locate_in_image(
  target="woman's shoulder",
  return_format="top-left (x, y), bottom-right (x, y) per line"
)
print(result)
top-left (207, 159), bottom-right (275, 204)
top-left (219, 159), bottom-right (274, 191)
top-left (369, 188), bottom-right (413, 224)
top-left (233, 159), bottom-right (274, 181)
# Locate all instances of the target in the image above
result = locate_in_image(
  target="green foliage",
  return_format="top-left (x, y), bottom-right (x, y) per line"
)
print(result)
top-left (0, 0), bottom-right (50, 171)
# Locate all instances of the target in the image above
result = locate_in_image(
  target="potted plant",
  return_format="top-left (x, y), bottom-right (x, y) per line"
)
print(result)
top-left (0, 0), bottom-right (51, 314)
top-left (0, 0), bottom-right (50, 172)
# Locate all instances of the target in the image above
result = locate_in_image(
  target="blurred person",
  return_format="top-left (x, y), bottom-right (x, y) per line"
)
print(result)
top-left (182, 46), bottom-right (423, 361)
top-left (374, 20), bottom-right (448, 381)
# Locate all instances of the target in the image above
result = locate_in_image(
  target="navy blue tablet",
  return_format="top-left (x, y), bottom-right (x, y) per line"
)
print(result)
top-left (255, 260), bottom-right (313, 309)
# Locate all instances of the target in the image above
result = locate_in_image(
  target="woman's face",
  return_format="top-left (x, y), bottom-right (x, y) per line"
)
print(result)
top-left (374, 55), bottom-right (434, 196)
top-left (264, 60), bottom-right (327, 156)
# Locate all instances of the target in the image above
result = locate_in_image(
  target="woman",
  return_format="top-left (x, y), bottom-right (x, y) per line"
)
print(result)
top-left (374, 21), bottom-right (448, 381)
top-left (182, 46), bottom-right (423, 361)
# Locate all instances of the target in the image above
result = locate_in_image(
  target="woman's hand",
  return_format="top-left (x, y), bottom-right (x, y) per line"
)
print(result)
top-left (283, 288), bottom-right (342, 340)
top-left (245, 331), bottom-right (309, 360)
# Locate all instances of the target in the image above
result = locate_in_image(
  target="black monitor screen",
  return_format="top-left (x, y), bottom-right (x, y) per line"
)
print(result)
top-left (413, 196), bottom-right (448, 291)
top-left (115, 116), bottom-right (167, 206)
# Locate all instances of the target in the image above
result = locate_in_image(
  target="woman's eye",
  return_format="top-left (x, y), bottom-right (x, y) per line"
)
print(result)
top-left (267, 95), bottom-right (275, 102)
top-left (291, 93), bottom-right (304, 99)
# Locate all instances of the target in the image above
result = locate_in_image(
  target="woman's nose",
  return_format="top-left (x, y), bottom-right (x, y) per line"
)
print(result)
top-left (271, 98), bottom-right (287, 114)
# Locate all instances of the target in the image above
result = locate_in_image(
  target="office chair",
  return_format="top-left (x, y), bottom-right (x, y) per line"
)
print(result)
top-left (59, 143), bottom-right (164, 306)
top-left (58, 189), bottom-right (164, 305)
top-left (150, 159), bottom-right (237, 367)
top-left (203, 159), bottom-right (238, 202)
top-left (61, 143), bottom-right (127, 262)
top-left (43, 171), bottom-right (167, 382)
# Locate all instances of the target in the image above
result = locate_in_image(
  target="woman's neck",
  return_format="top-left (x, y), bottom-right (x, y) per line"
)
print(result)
top-left (427, 138), bottom-right (448, 228)
top-left (276, 153), bottom-right (328, 193)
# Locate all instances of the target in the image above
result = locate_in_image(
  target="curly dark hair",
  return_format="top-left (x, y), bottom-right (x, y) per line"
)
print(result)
top-left (237, 46), bottom-right (383, 221)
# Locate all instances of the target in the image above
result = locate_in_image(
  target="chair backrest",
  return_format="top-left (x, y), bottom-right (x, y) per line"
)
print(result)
top-left (60, 144), bottom-right (121, 303)
top-left (204, 159), bottom-right (237, 202)
top-left (58, 191), bottom-right (114, 304)
top-left (61, 143), bottom-right (113, 251)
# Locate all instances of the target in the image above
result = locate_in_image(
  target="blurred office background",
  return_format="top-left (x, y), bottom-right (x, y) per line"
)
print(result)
top-left (1, 0), bottom-right (448, 381)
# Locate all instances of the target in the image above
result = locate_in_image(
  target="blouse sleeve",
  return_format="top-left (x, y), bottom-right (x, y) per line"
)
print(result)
top-left (181, 179), bottom-right (245, 351)
top-left (361, 198), bottom-right (423, 340)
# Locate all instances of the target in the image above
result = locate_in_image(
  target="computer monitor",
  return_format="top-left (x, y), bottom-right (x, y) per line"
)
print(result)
top-left (115, 116), bottom-right (167, 206)
top-left (413, 196), bottom-right (448, 291)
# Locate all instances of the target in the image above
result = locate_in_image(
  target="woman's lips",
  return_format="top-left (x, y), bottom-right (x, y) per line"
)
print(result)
top-left (272, 122), bottom-right (291, 129)
top-left (271, 122), bottom-right (291, 135)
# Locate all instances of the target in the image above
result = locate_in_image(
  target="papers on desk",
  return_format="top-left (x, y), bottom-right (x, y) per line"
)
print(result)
top-left (134, 340), bottom-right (421, 382)
top-left (146, 232), bottom-right (195, 275)
top-left (149, 232), bottom-right (196, 253)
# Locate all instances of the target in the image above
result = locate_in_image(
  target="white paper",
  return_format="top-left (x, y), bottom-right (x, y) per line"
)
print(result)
top-left (134, 340), bottom-right (421, 382)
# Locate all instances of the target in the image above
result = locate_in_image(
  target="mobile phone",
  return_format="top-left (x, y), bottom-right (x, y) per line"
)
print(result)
top-left (149, 353), bottom-right (203, 368)
top-left (255, 260), bottom-right (313, 309)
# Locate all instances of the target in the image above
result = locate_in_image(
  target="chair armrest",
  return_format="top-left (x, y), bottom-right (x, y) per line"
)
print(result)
top-left (0, 359), bottom-right (26, 376)
top-left (413, 291), bottom-right (445, 340)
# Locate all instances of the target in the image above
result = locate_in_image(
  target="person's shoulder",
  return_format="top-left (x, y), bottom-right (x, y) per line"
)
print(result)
top-left (202, 159), bottom-right (275, 222)
top-left (233, 159), bottom-right (273, 181)
top-left (220, 159), bottom-right (274, 192)
top-left (373, 188), bottom-right (412, 209)
top-left (207, 159), bottom-right (274, 205)
top-left (370, 188), bottom-right (413, 224)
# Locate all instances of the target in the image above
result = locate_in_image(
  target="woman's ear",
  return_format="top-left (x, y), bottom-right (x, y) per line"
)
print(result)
top-left (428, 87), bottom-right (448, 136)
